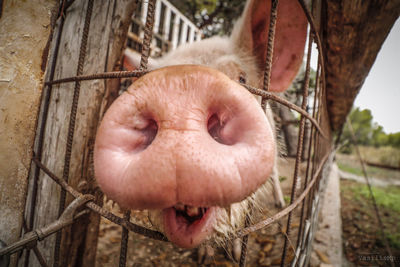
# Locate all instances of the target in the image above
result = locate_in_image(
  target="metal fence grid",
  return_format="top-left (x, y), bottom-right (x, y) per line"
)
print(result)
top-left (0, 0), bottom-right (334, 266)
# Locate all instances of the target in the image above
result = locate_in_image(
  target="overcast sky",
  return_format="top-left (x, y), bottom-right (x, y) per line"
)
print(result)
top-left (354, 19), bottom-right (400, 134)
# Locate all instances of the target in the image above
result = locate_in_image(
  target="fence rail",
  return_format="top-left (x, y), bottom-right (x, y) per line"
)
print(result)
top-left (127, 0), bottom-right (202, 57)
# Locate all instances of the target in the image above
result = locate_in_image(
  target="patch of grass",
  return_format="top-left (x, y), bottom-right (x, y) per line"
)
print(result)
top-left (283, 195), bottom-right (291, 205)
top-left (279, 176), bottom-right (287, 182)
top-left (337, 162), bottom-right (363, 176)
top-left (385, 231), bottom-right (400, 249)
top-left (353, 185), bottom-right (400, 213)
top-left (341, 180), bottom-right (400, 252)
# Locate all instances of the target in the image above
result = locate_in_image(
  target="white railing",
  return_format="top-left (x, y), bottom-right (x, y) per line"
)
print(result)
top-left (127, 0), bottom-right (202, 57)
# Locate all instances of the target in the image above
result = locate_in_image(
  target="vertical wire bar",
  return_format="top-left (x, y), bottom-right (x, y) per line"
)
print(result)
top-left (54, 0), bottom-right (94, 266)
top-left (307, 60), bottom-right (324, 220)
top-left (240, 2), bottom-right (279, 265)
top-left (313, 62), bottom-right (325, 192)
top-left (119, 210), bottom-right (131, 267)
top-left (304, 62), bottom-right (320, 223)
top-left (22, 222), bottom-right (50, 267)
top-left (239, 226), bottom-right (249, 267)
top-left (346, 119), bottom-right (395, 267)
top-left (261, 0), bottom-right (279, 111)
top-left (280, 29), bottom-right (313, 267)
top-left (120, 1), bottom-right (156, 265)
top-left (140, 0), bottom-right (156, 70)
top-left (239, 203), bottom-right (253, 267)
top-left (24, 4), bottom-right (66, 266)
top-left (296, 44), bottom-right (320, 248)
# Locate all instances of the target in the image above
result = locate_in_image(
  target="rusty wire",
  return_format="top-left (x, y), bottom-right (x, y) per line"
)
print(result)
top-left (281, 29), bottom-right (314, 266)
top-left (241, 1), bottom-right (279, 263)
top-left (261, 0), bottom-right (279, 111)
top-left (5, 0), bottom-right (334, 266)
top-left (54, 0), bottom-right (94, 266)
top-left (45, 70), bottom-right (148, 85)
top-left (139, 0), bottom-right (156, 70)
top-left (1, 196), bottom-right (92, 257)
top-left (119, 210), bottom-right (131, 267)
top-left (244, 85), bottom-right (327, 138)
top-left (237, 151), bottom-right (330, 238)
top-left (31, 158), bottom-right (167, 242)
top-left (41, 69), bottom-right (326, 138)
top-left (120, 0), bottom-right (157, 262)
top-left (297, 59), bottom-right (321, 248)
top-left (22, 223), bottom-right (49, 267)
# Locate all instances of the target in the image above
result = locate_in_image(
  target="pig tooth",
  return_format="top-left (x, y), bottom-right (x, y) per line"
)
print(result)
top-left (186, 206), bottom-right (200, 217)
top-left (174, 203), bottom-right (185, 211)
top-left (201, 207), bottom-right (207, 214)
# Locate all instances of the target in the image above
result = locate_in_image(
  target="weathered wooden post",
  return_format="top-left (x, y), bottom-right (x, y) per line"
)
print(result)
top-left (0, 1), bottom-right (138, 266)
top-left (0, 1), bottom-right (58, 266)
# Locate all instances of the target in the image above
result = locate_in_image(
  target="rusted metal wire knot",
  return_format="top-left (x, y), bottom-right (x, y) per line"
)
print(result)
top-left (0, 194), bottom-right (93, 257)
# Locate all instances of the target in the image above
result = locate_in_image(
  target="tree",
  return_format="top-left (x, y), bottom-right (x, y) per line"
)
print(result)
top-left (388, 132), bottom-right (400, 148)
top-left (338, 107), bottom-right (400, 153)
top-left (169, 0), bottom-right (245, 36)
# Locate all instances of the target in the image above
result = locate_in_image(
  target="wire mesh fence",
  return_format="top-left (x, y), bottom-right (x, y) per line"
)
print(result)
top-left (0, 0), bottom-right (335, 266)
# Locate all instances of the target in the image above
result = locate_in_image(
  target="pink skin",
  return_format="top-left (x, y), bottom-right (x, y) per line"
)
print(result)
top-left (94, 65), bottom-right (275, 209)
top-left (94, 66), bottom-right (275, 248)
top-left (94, 0), bottom-right (307, 248)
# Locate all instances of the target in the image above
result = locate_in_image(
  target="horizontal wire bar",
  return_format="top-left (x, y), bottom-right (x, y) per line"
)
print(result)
top-left (45, 70), bottom-right (148, 85)
top-left (243, 84), bottom-right (327, 139)
top-left (43, 70), bottom-right (326, 139)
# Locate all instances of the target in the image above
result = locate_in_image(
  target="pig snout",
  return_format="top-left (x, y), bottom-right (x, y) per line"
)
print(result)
top-left (94, 65), bottom-right (275, 247)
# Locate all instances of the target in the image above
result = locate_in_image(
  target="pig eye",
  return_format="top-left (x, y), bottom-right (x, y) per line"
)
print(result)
top-left (239, 73), bottom-right (246, 84)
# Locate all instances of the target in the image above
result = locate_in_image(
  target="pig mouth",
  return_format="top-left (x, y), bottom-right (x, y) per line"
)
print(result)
top-left (162, 204), bottom-right (217, 248)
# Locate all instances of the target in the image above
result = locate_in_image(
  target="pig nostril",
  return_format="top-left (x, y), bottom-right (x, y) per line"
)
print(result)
top-left (207, 114), bottom-right (225, 145)
top-left (138, 119), bottom-right (158, 151)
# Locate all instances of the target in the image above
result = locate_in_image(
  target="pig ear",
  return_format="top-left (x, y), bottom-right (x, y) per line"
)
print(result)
top-left (231, 0), bottom-right (308, 92)
top-left (123, 49), bottom-right (158, 71)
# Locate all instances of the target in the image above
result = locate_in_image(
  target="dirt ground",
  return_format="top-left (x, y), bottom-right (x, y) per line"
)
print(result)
top-left (95, 158), bottom-right (333, 266)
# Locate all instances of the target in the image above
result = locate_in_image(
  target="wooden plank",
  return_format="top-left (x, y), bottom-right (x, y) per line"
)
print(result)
top-left (171, 15), bottom-right (180, 49)
top-left (163, 5), bottom-right (172, 40)
top-left (179, 22), bottom-right (188, 45)
top-left (322, 0), bottom-right (400, 130)
top-left (0, 1), bottom-right (58, 266)
top-left (23, 1), bottom-right (137, 266)
top-left (189, 27), bottom-right (195, 43)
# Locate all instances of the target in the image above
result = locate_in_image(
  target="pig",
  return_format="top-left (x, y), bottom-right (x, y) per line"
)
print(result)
top-left (94, 0), bottom-right (307, 255)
